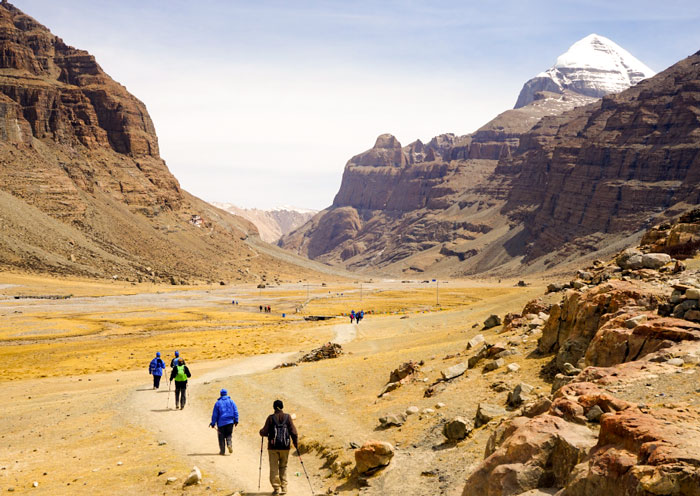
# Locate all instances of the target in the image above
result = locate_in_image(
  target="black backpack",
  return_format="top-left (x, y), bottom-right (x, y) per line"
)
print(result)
top-left (269, 414), bottom-right (291, 449)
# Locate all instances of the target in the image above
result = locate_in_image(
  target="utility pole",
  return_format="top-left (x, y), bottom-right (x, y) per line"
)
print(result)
top-left (433, 279), bottom-right (439, 305)
top-left (306, 283), bottom-right (310, 300)
top-left (360, 283), bottom-right (363, 303)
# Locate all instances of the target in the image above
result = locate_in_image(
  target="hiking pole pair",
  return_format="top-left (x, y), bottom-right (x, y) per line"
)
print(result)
top-left (297, 450), bottom-right (315, 495)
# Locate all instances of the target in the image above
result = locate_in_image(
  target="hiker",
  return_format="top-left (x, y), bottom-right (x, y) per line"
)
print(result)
top-left (209, 389), bottom-right (239, 455)
top-left (358, 310), bottom-right (364, 323)
top-left (260, 305), bottom-right (263, 312)
top-left (350, 310), bottom-right (355, 323)
top-left (259, 400), bottom-right (298, 495)
top-left (148, 352), bottom-right (166, 389)
top-left (169, 358), bottom-right (192, 409)
top-left (170, 350), bottom-right (180, 368)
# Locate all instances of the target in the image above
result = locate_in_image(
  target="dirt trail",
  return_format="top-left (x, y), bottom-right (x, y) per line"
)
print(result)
top-left (126, 324), bottom-right (357, 494)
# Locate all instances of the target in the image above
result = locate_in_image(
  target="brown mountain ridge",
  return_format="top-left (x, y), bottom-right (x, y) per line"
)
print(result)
top-left (0, 1), bottom-right (335, 283)
top-left (280, 50), bottom-right (700, 278)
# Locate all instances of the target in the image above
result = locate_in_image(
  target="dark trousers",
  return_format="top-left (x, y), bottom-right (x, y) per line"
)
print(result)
top-left (153, 374), bottom-right (162, 388)
top-left (217, 423), bottom-right (234, 454)
top-left (175, 381), bottom-right (187, 407)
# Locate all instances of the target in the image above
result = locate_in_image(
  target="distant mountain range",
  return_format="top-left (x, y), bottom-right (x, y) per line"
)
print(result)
top-left (212, 204), bottom-right (317, 243)
top-left (279, 35), bottom-right (699, 277)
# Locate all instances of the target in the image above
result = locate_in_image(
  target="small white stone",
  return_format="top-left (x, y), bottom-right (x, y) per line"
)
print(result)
top-left (507, 363), bottom-right (521, 373)
top-left (406, 406), bottom-right (420, 415)
top-left (435, 402), bottom-right (446, 409)
top-left (32, 482), bottom-right (38, 488)
top-left (117, 461), bottom-right (123, 466)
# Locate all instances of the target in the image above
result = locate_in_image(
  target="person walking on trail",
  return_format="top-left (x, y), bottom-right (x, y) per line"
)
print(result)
top-left (350, 310), bottom-right (355, 323)
top-left (148, 352), bottom-right (166, 389)
top-left (209, 389), bottom-right (239, 455)
top-left (170, 350), bottom-right (180, 368)
top-left (169, 358), bottom-right (191, 409)
top-left (259, 399), bottom-right (299, 495)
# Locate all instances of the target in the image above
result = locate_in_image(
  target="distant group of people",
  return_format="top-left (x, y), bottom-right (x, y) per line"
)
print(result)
top-left (147, 351), bottom-right (299, 494)
top-left (349, 309), bottom-right (364, 323)
top-left (260, 305), bottom-right (272, 313)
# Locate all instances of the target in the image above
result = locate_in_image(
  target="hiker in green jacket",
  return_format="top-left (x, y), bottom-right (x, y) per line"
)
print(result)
top-left (169, 358), bottom-right (191, 409)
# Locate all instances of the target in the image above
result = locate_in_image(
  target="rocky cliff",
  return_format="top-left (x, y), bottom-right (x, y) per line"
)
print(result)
top-left (212, 203), bottom-right (316, 243)
top-left (0, 2), bottom-right (331, 282)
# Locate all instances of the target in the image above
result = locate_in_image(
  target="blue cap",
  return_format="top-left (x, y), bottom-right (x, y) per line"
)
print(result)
top-left (220, 389), bottom-right (228, 396)
top-left (156, 352), bottom-right (161, 357)
top-left (175, 351), bottom-right (179, 356)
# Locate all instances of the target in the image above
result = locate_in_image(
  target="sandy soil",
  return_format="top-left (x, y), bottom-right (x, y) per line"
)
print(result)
top-left (1, 274), bottom-right (550, 495)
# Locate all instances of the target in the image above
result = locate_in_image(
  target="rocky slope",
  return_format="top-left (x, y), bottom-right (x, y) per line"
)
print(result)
top-left (281, 43), bottom-right (698, 278)
top-left (461, 213), bottom-right (700, 496)
top-left (0, 1), bottom-right (334, 283)
top-left (515, 33), bottom-right (655, 108)
top-left (212, 203), bottom-right (316, 243)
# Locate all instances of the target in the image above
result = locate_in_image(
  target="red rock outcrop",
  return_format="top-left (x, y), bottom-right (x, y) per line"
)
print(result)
top-left (538, 280), bottom-right (664, 370)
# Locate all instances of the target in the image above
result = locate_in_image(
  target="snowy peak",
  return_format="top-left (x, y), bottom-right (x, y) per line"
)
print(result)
top-left (515, 34), bottom-right (655, 108)
top-left (212, 203), bottom-right (317, 243)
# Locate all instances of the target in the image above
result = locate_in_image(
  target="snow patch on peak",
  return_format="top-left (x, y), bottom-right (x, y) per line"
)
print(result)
top-left (515, 34), bottom-right (655, 109)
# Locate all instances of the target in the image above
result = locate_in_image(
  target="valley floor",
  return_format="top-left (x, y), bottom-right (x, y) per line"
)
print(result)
top-left (1, 274), bottom-right (555, 495)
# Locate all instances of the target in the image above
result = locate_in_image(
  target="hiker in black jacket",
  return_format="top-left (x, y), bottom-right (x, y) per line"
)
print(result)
top-left (259, 399), bottom-right (298, 495)
top-left (169, 358), bottom-right (192, 409)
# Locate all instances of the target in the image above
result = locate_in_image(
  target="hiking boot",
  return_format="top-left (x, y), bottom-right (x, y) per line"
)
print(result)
top-left (279, 488), bottom-right (287, 495)
top-left (227, 441), bottom-right (232, 453)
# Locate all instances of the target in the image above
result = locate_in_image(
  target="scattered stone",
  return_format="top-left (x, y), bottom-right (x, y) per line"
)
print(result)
top-left (117, 461), bottom-right (122, 466)
top-left (687, 288), bottom-right (700, 300)
top-left (32, 482), bottom-right (38, 488)
top-left (483, 315), bottom-right (502, 329)
top-left (157, 470), bottom-right (166, 476)
top-left (585, 405), bottom-right (604, 422)
top-left (406, 406), bottom-right (420, 416)
top-left (389, 361), bottom-right (420, 383)
top-left (443, 417), bottom-right (472, 441)
top-left (506, 363), bottom-right (521, 373)
top-left (552, 373), bottom-right (575, 393)
top-left (467, 334), bottom-right (485, 349)
top-left (562, 362), bottom-right (582, 376)
top-left (475, 403), bottom-right (507, 428)
top-left (435, 402), bottom-right (446, 409)
top-left (547, 283), bottom-right (566, 293)
top-left (507, 383), bottom-right (534, 407)
top-left (166, 477), bottom-right (178, 485)
top-left (183, 466), bottom-right (202, 487)
top-left (483, 358), bottom-right (505, 372)
top-left (354, 441), bottom-right (394, 474)
top-left (378, 382), bottom-right (401, 397)
top-left (158, 440), bottom-right (167, 446)
top-left (422, 408), bottom-right (435, 414)
top-left (378, 413), bottom-right (406, 428)
top-left (299, 342), bottom-right (342, 362)
top-left (667, 358), bottom-right (685, 367)
top-left (624, 314), bottom-right (647, 328)
top-left (441, 362), bottom-right (468, 380)
top-left (522, 397), bottom-right (553, 418)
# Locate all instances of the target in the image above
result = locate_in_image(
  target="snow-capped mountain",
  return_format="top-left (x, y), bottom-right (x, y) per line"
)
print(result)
top-left (212, 203), bottom-right (317, 243)
top-left (514, 34), bottom-right (655, 108)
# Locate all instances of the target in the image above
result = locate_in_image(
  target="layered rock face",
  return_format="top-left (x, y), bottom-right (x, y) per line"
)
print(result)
top-left (514, 34), bottom-right (654, 108)
top-left (502, 50), bottom-right (700, 264)
top-left (212, 203), bottom-right (316, 243)
top-left (280, 36), bottom-right (678, 277)
top-left (0, 2), bottom-right (323, 282)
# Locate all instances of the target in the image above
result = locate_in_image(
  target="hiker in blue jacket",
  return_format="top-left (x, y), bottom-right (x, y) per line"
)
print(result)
top-left (209, 389), bottom-right (239, 455)
top-left (170, 350), bottom-right (180, 368)
top-left (148, 352), bottom-right (166, 389)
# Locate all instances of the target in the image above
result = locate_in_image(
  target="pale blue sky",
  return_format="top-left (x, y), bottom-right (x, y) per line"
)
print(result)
top-left (13, 1), bottom-right (700, 209)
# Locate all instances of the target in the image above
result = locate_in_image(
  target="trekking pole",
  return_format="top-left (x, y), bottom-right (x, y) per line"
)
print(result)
top-left (166, 380), bottom-right (171, 409)
top-left (297, 451), bottom-right (315, 495)
top-left (258, 437), bottom-right (263, 491)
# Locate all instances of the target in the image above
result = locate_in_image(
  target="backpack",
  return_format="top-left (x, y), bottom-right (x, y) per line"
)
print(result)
top-left (268, 414), bottom-right (291, 449)
top-left (149, 358), bottom-right (157, 374)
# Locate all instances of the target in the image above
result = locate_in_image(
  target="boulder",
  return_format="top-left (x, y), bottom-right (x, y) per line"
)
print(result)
top-left (506, 363), bottom-right (521, 373)
top-left (443, 417), bottom-right (472, 441)
top-left (585, 405), bottom-right (604, 422)
top-left (615, 248), bottom-right (643, 269)
top-left (483, 315), bottom-right (502, 329)
top-left (183, 466), bottom-right (202, 487)
top-left (467, 334), bottom-right (485, 349)
top-left (406, 406), bottom-right (420, 416)
top-left (354, 441), bottom-right (394, 474)
top-left (687, 288), bottom-right (700, 300)
top-left (641, 252), bottom-right (671, 269)
top-left (378, 381), bottom-right (401, 397)
top-left (475, 403), bottom-right (507, 428)
top-left (441, 362), bottom-right (468, 380)
top-left (461, 415), bottom-right (597, 496)
top-left (551, 373), bottom-right (575, 393)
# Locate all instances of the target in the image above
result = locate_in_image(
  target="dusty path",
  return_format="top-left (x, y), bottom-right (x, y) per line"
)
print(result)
top-left (127, 323), bottom-right (356, 494)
